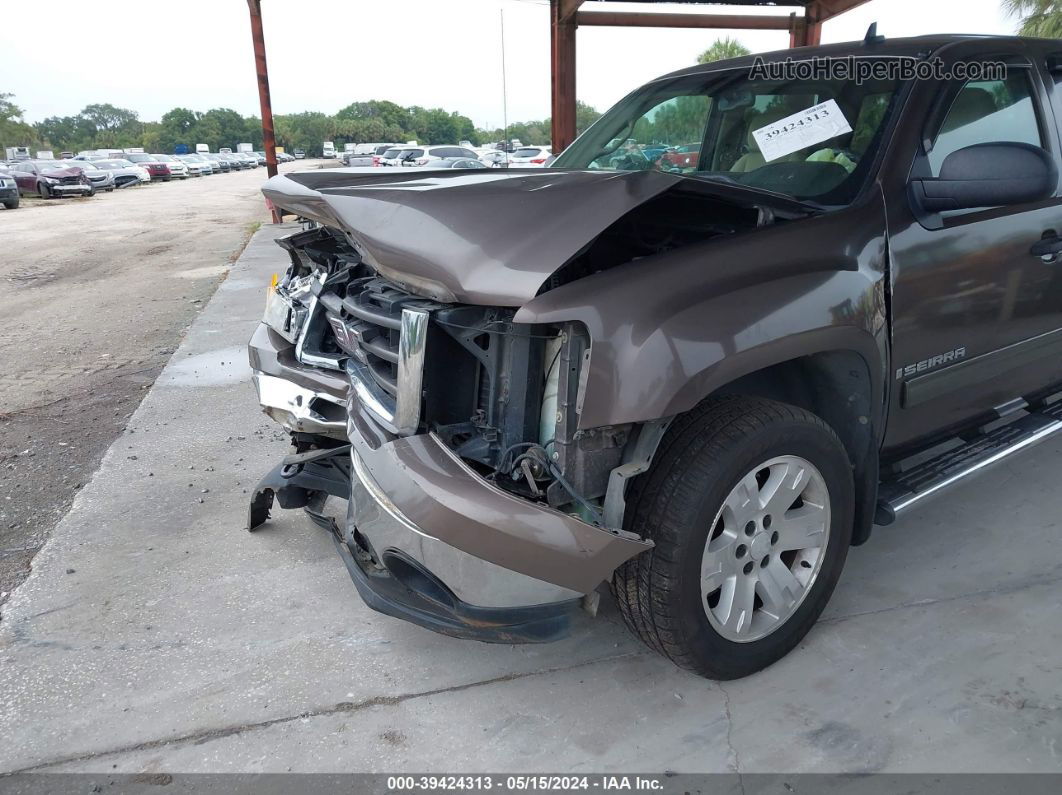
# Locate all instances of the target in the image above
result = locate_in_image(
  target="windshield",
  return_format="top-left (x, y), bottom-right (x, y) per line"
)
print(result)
top-left (552, 68), bottom-right (902, 205)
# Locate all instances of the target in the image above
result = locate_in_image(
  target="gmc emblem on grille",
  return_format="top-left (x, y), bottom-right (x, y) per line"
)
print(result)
top-left (326, 316), bottom-right (359, 356)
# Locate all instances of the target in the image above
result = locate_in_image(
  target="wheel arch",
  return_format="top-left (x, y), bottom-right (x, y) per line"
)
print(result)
top-left (624, 344), bottom-right (882, 547)
top-left (708, 348), bottom-right (880, 546)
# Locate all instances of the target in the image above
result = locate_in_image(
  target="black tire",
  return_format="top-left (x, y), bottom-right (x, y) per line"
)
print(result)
top-left (612, 396), bottom-right (853, 680)
top-left (107, 187), bottom-right (114, 192)
top-left (38, 182), bottom-right (50, 199)
top-left (3, 197), bottom-right (18, 209)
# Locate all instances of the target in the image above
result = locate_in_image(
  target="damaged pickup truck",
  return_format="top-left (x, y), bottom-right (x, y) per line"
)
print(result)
top-left (248, 34), bottom-right (1062, 679)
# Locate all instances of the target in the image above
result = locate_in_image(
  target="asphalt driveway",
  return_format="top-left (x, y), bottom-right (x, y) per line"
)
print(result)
top-left (1, 225), bottom-right (1060, 774)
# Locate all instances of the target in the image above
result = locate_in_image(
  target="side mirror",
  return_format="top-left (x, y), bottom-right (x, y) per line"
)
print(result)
top-left (911, 142), bottom-right (1057, 212)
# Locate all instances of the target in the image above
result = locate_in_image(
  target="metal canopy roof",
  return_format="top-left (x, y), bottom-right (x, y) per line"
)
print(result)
top-left (588, 1), bottom-right (816, 5)
top-left (549, 0), bottom-right (870, 150)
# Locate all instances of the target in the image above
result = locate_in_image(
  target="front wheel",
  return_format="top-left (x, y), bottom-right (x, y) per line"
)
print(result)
top-left (3, 197), bottom-right (18, 209)
top-left (38, 182), bottom-right (51, 199)
top-left (612, 396), bottom-right (853, 680)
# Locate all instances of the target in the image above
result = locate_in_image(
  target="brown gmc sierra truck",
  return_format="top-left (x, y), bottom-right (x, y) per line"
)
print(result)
top-left (247, 34), bottom-right (1062, 679)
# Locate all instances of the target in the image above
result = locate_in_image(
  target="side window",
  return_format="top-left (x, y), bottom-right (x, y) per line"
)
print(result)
top-left (929, 71), bottom-right (1043, 175)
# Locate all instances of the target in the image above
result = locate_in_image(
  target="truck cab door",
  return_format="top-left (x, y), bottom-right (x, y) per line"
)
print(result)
top-left (885, 50), bottom-right (1062, 454)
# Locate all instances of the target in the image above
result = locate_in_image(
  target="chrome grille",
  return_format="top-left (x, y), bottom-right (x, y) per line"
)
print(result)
top-left (322, 278), bottom-right (431, 436)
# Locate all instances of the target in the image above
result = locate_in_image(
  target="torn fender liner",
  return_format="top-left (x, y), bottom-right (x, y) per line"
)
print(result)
top-left (247, 445), bottom-right (351, 530)
top-left (261, 168), bottom-right (684, 306)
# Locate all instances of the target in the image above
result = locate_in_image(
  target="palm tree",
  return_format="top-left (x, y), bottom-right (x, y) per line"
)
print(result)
top-left (1003, 0), bottom-right (1062, 37)
top-left (697, 37), bottom-right (751, 64)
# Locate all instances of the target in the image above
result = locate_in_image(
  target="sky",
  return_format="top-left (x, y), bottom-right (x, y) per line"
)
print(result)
top-left (1, 0), bottom-right (1020, 129)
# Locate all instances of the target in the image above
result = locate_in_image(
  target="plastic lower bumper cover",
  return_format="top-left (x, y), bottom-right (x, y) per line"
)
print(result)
top-left (246, 445), bottom-right (580, 643)
top-left (332, 524), bottom-right (580, 644)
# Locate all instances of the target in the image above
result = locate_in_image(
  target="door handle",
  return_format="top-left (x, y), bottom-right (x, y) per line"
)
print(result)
top-left (1030, 236), bottom-right (1062, 258)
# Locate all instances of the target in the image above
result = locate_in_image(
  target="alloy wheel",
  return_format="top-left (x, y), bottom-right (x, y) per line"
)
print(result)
top-left (700, 455), bottom-right (830, 642)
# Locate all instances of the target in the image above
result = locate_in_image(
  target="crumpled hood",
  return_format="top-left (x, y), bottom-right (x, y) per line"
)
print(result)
top-left (262, 168), bottom-right (692, 306)
top-left (39, 167), bottom-right (85, 179)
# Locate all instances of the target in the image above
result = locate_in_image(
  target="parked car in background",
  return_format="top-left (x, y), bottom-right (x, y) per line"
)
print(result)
top-left (61, 160), bottom-right (115, 192)
top-left (401, 145), bottom-right (481, 167)
top-left (369, 144), bottom-right (397, 166)
top-left (177, 154), bottom-right (212, 176)
top-left (91, 158), bottom-right (148, 187)
top-left (121, 153), bottom-right (171, 181)
top-left (250, 151), bottom-right (268, 165)
top-left (341, 150), bottom-right (375, 167)
top-left (151, 154), bottom-right (189, 179)
top-left (378, 146), bottom-right (420, 167)
top-left (508, 145), bottom-right (552, 167)
top-left (202, 153), bottom-right (232, 173)
top-left (10, 160), bottom-right (93, 198)
top-left (0, 167), bottom-right (19, 209)
top-left (233, 152), bottom-right (259, 168)
top-left (276, 151), bottom-right (295, 163)
top-left (424, 157), bottom-right (488, 170)
top-left (293, 149), bottom-right (306, 159)
top-left (660, 143), bottom-right (700, 170)
top-left (479, 149), bottom-right (509, 168)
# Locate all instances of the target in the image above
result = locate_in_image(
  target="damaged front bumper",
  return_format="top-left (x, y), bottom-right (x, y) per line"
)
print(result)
top-left (247, 321), bottom-right (650, 642)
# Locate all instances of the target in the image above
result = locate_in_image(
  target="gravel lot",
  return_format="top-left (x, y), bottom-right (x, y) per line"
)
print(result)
top-left (0, 163), bottom-right (309, 606)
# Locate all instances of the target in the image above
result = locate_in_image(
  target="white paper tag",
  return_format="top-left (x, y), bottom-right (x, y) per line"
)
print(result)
top-left (751, 100), bottom-right (853, 163)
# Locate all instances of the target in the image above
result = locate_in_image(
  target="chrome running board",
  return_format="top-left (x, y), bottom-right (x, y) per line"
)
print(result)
top-left (875, 400), bottom-right (1062, 524)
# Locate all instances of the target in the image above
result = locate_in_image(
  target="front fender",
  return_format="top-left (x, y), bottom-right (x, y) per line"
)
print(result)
top-left (514, 195), bottom-right (889, 431)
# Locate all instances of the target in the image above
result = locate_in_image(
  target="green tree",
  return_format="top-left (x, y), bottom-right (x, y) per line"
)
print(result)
top-left (199, 108), bottom-right (249, 150)
top-left (336, 100), bottom-right (410, 132)
top-left (34, 115), bottom-right (94, 152)
top-left (0, 93), bottom-right (39, 152)
top-left (77, 103), bottom-right (143, 149)
top-left (158, 107), bottom-right (199, 151)
top-left (1003, 0), bottom-right (1062, 36)
top-left (274, 111), bottom-right (334, 156)
top-left (80, 103), bottom-right (139, 133)
top-left (697, 36), bottom-right (751, 64)
top-left (575, 100), bottom-right (601, 135)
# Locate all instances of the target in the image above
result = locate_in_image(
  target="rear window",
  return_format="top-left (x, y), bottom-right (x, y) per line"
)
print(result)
top-left (375, 145), bottom-right (393, 155)
top-left (381, 148), bottom-right (401, 158)
top-left (514, 147), bottom-right (542, 158)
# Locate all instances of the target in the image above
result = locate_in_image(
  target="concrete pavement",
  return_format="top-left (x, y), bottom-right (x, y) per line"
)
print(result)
top-left (1, 225), bottom-right (1060, 774)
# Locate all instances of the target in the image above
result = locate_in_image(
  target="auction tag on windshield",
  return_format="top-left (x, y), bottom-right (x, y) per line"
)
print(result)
top-left (751, 100), bottom-right (852, 163)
